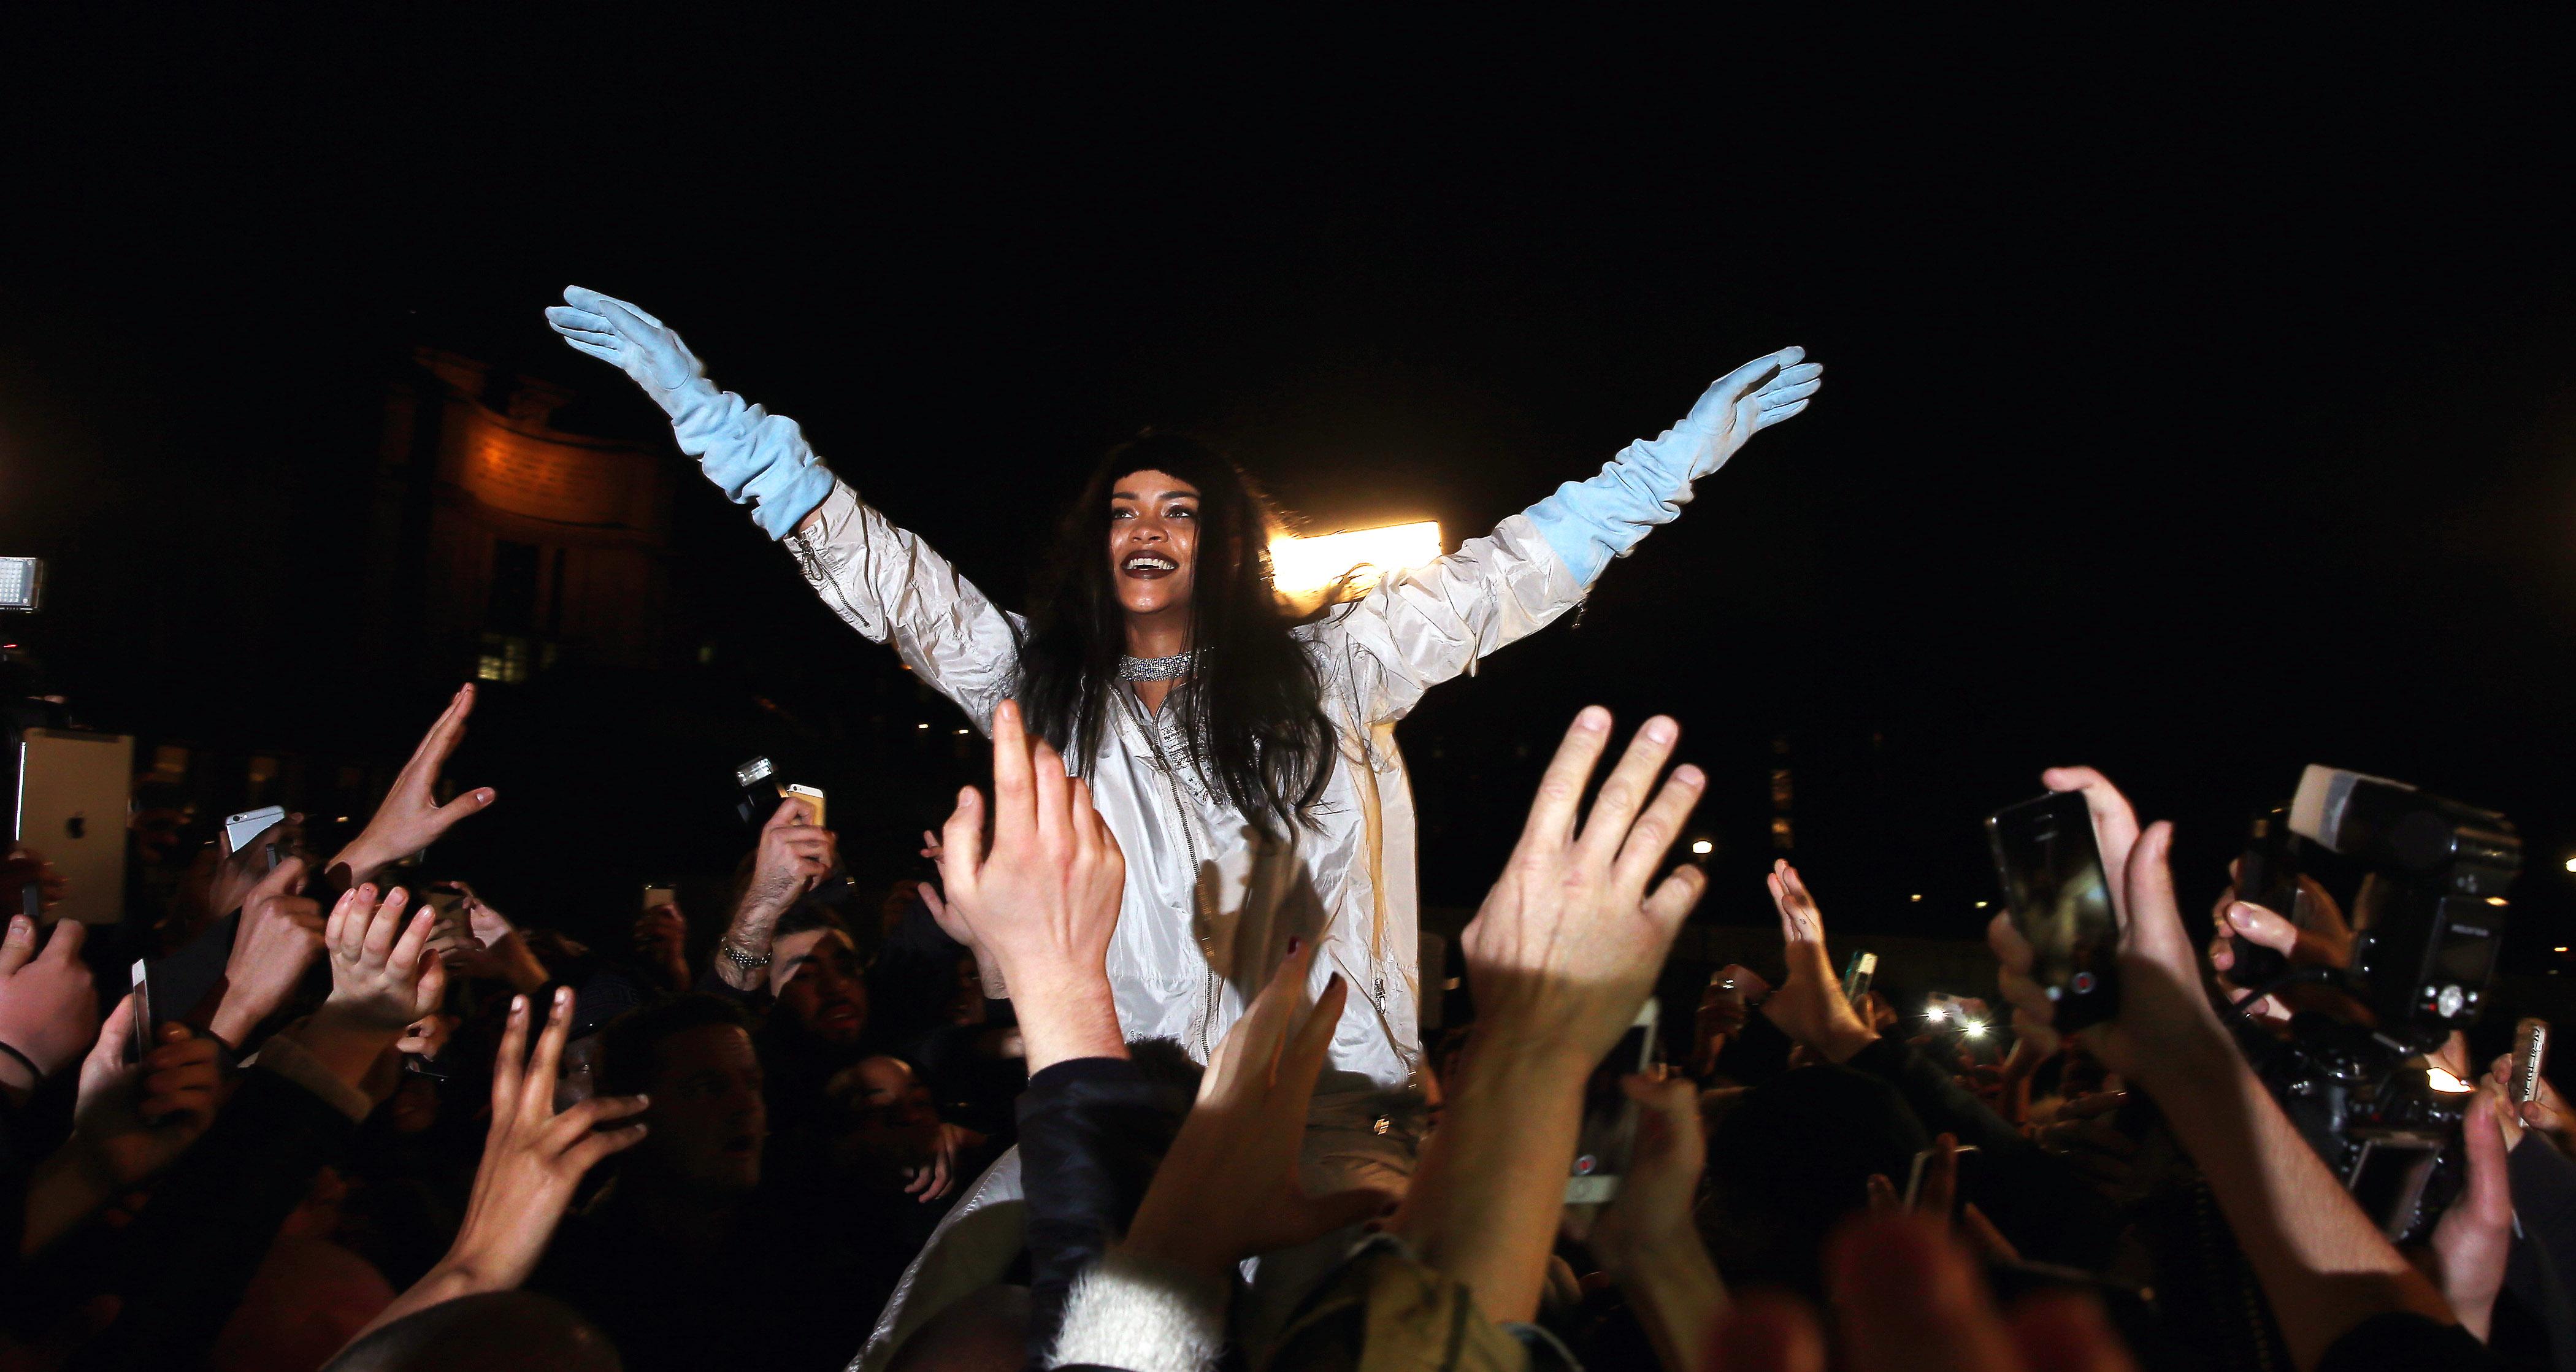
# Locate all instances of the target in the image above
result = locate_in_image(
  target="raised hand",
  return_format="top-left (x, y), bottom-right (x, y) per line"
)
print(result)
top-left (632, 903), bottom-right (691, 992)
top-left (1702, 1212), bottom-right (2137, 1372)
top-left (1397, 707), bottom-right (1706, 1325)
top-left (20, 995), bottom-right (227, 1256)
top-left (331, 687), bottom-right (497, 887)
top-left (1987, 767), bottom-right (2451, 1367)
top-left (0, 915), bottom-right (99, 1097)
top-left (935, 699), bottom-right (1125, 1070)
top-left (323, 885), bottom-right (445, 1032)
top-left (75, 997), bottom-right (221, 1185)
top-left (1579, 1069), bottom-right (1730, 1372)
top-left (901, 1121), bottom-right (985, 1204)
top-left (746, 799), bottom-right (836, 913)
top-left (210, 856), bottom-right (326, 1048)
top-left (711, 797), bottom-right (838, 991)
top-left (1758, 860), bottom-right (1879, 1064)
top-left (1987, 771), bottom-right (2218, 1083)
top-left (1459, 708), bottom-right (1707, 1065)
top-left (205, 813), bottom-right (299, 919)
top-left (2429, 1089), bottom-right (2513, 1342)
top-left (437, 883), bottom-right (550, 994)
top-left (545, 286), bottom-right (708, 419)
top-left (1121, 941), bottom-right (1389, 1276)
top-left (1679, 347), bottom-right (1826, 470)
top-left (2486, 1052), bottom-right (2574, 1150)
top-left (347, 987), bottom-right (649, 1348)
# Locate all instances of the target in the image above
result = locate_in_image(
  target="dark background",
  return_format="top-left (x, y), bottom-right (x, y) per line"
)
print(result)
top-left (3, 12), bottom-right (2573, 962)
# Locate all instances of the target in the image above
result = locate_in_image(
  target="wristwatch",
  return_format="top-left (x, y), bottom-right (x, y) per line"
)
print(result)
top-left (718, 941), bottom-right (770, 976)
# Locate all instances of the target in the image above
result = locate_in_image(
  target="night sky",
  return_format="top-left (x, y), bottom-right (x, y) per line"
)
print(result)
top-left (4, 13), bottom-right (2574, 960)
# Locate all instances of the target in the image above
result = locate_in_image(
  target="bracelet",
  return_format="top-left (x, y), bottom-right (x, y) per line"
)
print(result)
top-left (717, 941), bottom-right (770, 975)
top-left (0, 1039), bottom-right (44, 1084)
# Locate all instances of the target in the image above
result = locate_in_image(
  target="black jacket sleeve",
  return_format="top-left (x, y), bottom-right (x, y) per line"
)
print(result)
top-left (70, 1064), bottom-right (361, 1372)
top-left (2505, 1135), bottom-right (2576, 1372)
top-left (1014, 1057), bottom-right (1193, 1366)
top-left (1841, 1033), bottom-right (2122, 1268)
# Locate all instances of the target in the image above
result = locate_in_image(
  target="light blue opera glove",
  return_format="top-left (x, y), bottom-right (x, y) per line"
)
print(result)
top-left (545, 286), bottom-right (834, 539)
top-left (1526, 347), bottom-right (1823, 586)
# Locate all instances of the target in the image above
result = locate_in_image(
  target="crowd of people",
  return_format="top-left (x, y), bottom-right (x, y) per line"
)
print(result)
top-left (0, 678), bottom-right (2557, 1371)
top-left (0, 286), bottom-right (2550, 1370)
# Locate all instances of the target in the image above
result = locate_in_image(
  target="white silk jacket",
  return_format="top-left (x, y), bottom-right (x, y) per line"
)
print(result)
top-left (783, 481), bottom-right (1584, 1108)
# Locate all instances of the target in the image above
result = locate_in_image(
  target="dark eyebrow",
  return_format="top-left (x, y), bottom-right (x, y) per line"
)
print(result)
top-left (1110, 489), bottom-right (1199, 502)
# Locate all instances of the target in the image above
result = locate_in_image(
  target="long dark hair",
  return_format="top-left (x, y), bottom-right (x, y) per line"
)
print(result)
top-left (1017, 433), bottom-right (1336, 834)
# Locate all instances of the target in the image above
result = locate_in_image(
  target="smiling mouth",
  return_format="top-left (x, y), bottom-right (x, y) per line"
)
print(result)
top-left (1121, 554), bottom-right (1178, 578)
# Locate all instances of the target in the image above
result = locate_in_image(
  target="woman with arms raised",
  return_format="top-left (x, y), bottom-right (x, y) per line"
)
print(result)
top-left (545, 286), bottom-right (1820, 1196)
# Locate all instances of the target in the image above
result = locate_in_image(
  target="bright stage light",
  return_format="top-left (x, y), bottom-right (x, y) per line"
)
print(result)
top-left (2426, 1066), bottom-right (2474, 1094)
top-left (1269, 521), bottom-right (1443, 597)
top-left (1690, 838), bottom-right (1715, 856)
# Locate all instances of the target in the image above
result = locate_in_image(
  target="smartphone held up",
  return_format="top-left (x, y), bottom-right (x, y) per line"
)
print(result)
top-left (1567, 998), bottom-right (1659, 1205)
top-left (1985, 791), bottom-right (2120, 1032)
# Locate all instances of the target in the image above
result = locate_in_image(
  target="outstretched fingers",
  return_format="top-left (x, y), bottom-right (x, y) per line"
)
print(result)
top-left (1209, 940), bottom-right (1318, 1099)
top-left (1517, 707), bottom-right (1613, 853)
top-left (403, 686), bottom-right (473, 780)
top-left (561, 1095), bottom-right (653, 1168)
top-left (1643, 862), bottom-right (1709, 930)
top-left (388, 905), bottom-right (436, 983)
top-left (1030, 735), bottom-right (1072, 854)
top-left (489, 994), bottom-right (532, 1127)
top-left (990, 700), bottom-right (1036, 847)
top-left (1276, 972), bottom-right (1347, 1122)
top-left (1610, 761), bottom-right (1704, 898)
top-left (1714, 347), bottom-right (1804, 398)
top-left (1574, 716), bottom-right (1682, 872)
top-left (328, 885), bottom-right (372, 962)
top-left (521, 987), bottom-right (578, 1121)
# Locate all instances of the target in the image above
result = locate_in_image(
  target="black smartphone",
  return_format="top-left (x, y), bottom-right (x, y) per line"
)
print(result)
top-left (1985, 791), bottom-right (2121, 1032)
top-left (2229, 803), bottom-right (2301, 989)
top-left (1566, 998), bottom-right (1658, 1204)
top-left (734, 757), bottom-right (777, 829)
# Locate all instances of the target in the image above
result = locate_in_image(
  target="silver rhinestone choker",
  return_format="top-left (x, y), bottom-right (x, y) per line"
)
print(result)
top-left (1117, 648), bottom-right (1204, 682)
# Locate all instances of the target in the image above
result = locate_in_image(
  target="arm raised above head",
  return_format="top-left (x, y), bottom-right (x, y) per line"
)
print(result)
top-left (546, 286), bottom-right (834, 538)
top-left (548, 287), bottom-right (1020, 729)
top-left (1314, 348), bottom-right (1819, 726)
top-left (1526, 347), bottom-right (1820, 586)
